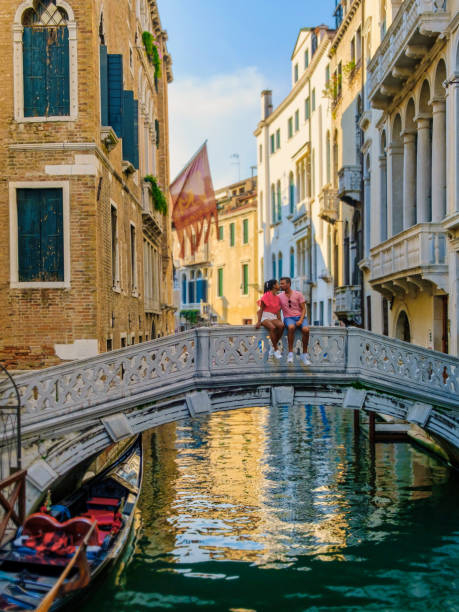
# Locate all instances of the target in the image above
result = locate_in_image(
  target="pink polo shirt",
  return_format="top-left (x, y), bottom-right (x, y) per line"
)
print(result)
top-left (278, 290), bottom-right (305, 317)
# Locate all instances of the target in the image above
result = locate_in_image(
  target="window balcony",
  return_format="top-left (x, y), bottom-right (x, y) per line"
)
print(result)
top-left (318, 187), bottom-right (339, 224)
top-left (338, 166), bottom-right (361, 205)
top-left (141, 181), bottom-right (163, 237)
top-left (183, 243), bottom-right (210, 266)
top-left (367, 0), bottom-right (450, 109)
top-left (334, 285), bottom-right (361, 323)
top-left (369, 223), bottom-right (448, 297)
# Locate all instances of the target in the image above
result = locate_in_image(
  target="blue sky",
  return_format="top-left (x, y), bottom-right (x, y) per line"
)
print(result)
top-left (158, 0), bottom-right (336, 188)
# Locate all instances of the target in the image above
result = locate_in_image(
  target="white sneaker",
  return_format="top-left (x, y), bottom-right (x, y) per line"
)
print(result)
top-left (268, 348), bottom-right (274, 358)
top-left (274, 350), bottom-right (282, 360)
top-left (287, 352), bottom-right (294, 364)
top-left (301, 353), bottom-right (312, 365)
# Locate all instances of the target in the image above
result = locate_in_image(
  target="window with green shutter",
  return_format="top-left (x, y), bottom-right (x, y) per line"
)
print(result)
top-left (242, 264), bottom-right (249, 295)
top-left (305, 97), bottom-right (310, 120)
top-left (230, 223), bottom-right (235, 247)
top-left (270, 134), bottom-right (275, 154)
top-left (276, 129), bottom-right (280, 150)
top-left (243, 219), bottom-right (249, 244)
top-left (218, 268), bottom-right (223, 297)
top-left (17, 188), bottom-right (64, 282)
top-left (218, 225), bottom-right (224, 240)
top-left (288, 117), bottom-right (293, 138)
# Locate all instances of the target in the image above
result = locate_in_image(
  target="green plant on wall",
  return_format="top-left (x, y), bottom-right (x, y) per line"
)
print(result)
top-left (342, 60), bottom-right (356, 78)
top-left (142, 31), bottom-right (162, 80)
top-left (144, 175), bottom-right (168, 215)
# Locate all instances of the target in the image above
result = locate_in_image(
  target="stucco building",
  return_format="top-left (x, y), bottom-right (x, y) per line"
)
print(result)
top-left (0, 0), bottom-right (174, 369)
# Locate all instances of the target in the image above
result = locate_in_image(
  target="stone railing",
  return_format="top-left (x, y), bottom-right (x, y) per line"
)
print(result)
top-left (370, 223), bottom-right (447, 282)
top-left (334, 285), bottom-right (361, 315)
top-left (318, 187), bottom-right (339, 224)
top-left (367, 0), bottom-right (449, 99)
top-left (338, 166), bottom-right (361, 204)
top-left (141, 182), bottom-right (163, 235)
top-left (1, 327), bottom-right (458, 434)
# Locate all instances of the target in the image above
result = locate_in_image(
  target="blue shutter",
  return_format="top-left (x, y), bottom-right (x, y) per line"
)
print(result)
top-left (23, 28), bottom-right (47, 117)
top-left (47, 27), bottom-right (70, 116)
top-left (202, 279), bottom-right (208, 302)
top-left (17, 189), bottom-right (41, 281)
top-left (181, 277), bottom-right (187, 304)
top-left (196, 278), bottom-right (203, 303)
top-left (108, 54), bottom-right (124, 137)
top-left (122, 90), bottom-right (134, 165)
top-left (100, 45), bottom-right (109, 125)
top-left (40, 189), bottom-right (64, 281)
top-left (133, 99), bottom-right (139, 169)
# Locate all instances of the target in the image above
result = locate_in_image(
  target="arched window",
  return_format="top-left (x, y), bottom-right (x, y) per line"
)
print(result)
top-left (276, 180), bottom-right (282, 221)
top-left (271, 184), bottom-right (276, 224)
top-left (278, 252), bottom-right (283, 278)
top-left (272, 253), bottom-right (276, 278)
top-left (181, 273), bottom-right (187, 305)
top-left (15, 1), bottom-right (77, 121)
top-left (288, 172), bottom-right (295, 215)
top-left (188, 270), bottom-right (195, 303)
top-left (290, 247), bottom-right (295, 277)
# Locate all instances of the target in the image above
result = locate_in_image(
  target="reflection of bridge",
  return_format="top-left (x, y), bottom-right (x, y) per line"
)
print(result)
top-left (1, 327), bottom-right (458, 509)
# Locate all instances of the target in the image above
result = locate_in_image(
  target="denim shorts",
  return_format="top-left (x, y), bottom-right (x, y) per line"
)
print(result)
top-left (284, 316), bottom-right (309, 328)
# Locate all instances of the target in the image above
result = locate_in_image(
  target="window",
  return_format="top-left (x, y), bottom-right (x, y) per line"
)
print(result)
top-left (230, 222), bottom-right (235, 246)
top-left (337, 62), bottom-right (343, 97)
top-left (219, 225), bottom-right (224, 240)
top-left (288, 117), bottom-right (293, 138)
top-left (276, 129), bottom-right (281, 150)
top-left (304, 49), bottom-right (309, 69)
top-left (21, 3), bottom-right (71, 118)
top-left (272, 254), bottom-right (276, 278)
top-left (356, 27), bottom-right (362, 63)
top-left (290, 247), bottom-right (295, 277)
top-left (325, 64), bottom-right (330, 84)
top-left (276, 180), bottom-right (282, 222)
top-left (294, 63), bottom-right (299, 82)
top-left (122, 92), bottom-right (139, 168)
top-left (295, 110), bottom-right (299, 132)
top-left (130, 224), bottom-right (137, 292)
top-left (188, 271), bottom-right (195, 303)
top-left (196, 270), bottom-right (207, 303)
top-left (111, 205), bottom-right (119, 288)
top-left (277, 252), bottom-right (283, 278)
top-left (243, 219), bottom-right (249, 244)
top-left (288, 172), bottom-right (295, 215)
top-left (311, 31), bottom-right (318, 56)
top-left (270, 134), bottom-right (275, 154)
top-left (218, 268), bottom-right (223, 297)
top-left (181, 273), bottom-right (187, 304)
top-left (16, 188), bottom-right (64, 282)
top-left (271, 184), bottom-right (276, 224)
top-left (305, 97), bottom-right (310, 120)
top-left (319, 301), bottom-right (324, 326)
top-left (351, 37), bottom-right (356, 64)
top-left (242, 264), bottom-right (249, 295)
top-left (312, 89), bottom-right (316, 111)
top-left (106, 338), bottom-right (113, 351)
top-left (144, 239), bottom-right (160, 312)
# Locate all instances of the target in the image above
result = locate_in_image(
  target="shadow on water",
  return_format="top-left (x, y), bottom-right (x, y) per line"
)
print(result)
top-left (80, 406), bottom-right (459, 612)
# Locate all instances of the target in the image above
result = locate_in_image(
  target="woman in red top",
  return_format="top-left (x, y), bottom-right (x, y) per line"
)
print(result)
top-left (255, 279), bottom-right (284, 359)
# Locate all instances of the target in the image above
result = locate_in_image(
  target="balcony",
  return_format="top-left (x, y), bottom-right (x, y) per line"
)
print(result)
top-left (334, 285), bottom-right (361, 324)
top-left (183, 243), bottom-right (210, 267)
top-left (367, 0), bottom-right (450, 109)
top-left (338, 166), bottom-right (361, 205)
top-left (141, 182), bottom-right (163, 237)
top-left (318, 187), bottom-right (339, 224)
top-left (369, 223), bottom-right (448, 297)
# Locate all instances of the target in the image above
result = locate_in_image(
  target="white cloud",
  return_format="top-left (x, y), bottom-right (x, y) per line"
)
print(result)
top-left (168, 67), bottom-right (268, 189)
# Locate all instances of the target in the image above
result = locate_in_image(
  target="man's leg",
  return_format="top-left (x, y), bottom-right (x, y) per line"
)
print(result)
top-left (301, 326), bottom-right (310, 353)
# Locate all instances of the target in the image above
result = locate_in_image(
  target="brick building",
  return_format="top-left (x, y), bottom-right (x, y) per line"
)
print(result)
top-left (0, 0), bottom-right (174, 369)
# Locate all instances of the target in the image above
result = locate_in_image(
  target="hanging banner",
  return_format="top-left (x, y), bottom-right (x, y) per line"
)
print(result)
top-left (170, 142), bottom-right (218, 258)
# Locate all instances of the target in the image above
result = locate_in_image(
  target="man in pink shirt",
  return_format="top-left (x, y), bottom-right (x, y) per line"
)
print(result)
top-left (278, 277), bottom-right (311, 365)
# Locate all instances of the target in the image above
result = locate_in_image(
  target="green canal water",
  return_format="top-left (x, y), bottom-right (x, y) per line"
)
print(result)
top-left (81, 406), bottom-right (459, 611)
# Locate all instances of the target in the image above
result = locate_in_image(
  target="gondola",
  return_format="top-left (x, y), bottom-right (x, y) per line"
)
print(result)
top-left (0, 435), bottom-right (143, 611)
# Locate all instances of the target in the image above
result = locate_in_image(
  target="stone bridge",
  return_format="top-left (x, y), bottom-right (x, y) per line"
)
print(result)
top-left (1, 326), bottom-right (458, 509)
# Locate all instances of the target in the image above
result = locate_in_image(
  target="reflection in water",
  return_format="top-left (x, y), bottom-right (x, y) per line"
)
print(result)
top-left (81, 406), bottom-right (459, 611)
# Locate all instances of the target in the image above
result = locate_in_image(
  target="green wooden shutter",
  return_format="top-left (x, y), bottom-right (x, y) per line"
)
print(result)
top-left (218, 268), bottom-right (223, 297)
top-left (40, 189), bottom-right (64, 281)
top-left (122, 90), bottom-right (134, 164)
top-left (17, 189), bottom-right (41, 281)
top-left (100, 45), bottom-right (109, 125)
top-left (47, 27), bottom-right (70, 116)
top-left (230, 223), bottom-right (235, 246)
top-left (23, 28), bottom-right (47, 117)
top-left (108, 54), bottom-right (124, 137)
top-left (133, 99), bottom-right (139, 169)
top-left (243, 264), bottom-right (249, 295)
top-left (218, 226), bottom-right (223, 241)
top-left (243, 219), bottom-right (248, 244)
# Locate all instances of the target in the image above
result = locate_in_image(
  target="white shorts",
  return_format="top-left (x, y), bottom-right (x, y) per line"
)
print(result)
top-left (261, 312), bottom-right (278, 322)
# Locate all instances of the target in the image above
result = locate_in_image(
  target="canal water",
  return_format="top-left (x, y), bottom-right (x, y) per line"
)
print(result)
top-left (81, 406), bottom-right (459, 611)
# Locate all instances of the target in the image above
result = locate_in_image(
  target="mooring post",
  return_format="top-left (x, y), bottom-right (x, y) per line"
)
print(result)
top-left (369, 411), bottom-right (375, 446)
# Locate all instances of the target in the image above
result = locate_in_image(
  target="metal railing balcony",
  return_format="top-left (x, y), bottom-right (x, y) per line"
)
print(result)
top-left (141, 182), bottom-right (164, 236)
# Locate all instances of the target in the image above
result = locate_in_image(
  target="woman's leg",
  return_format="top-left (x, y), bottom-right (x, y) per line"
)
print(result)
top-left (273, 320), bottom-right (284, 348)
top-left (261, 320), bottom-right (279, 350)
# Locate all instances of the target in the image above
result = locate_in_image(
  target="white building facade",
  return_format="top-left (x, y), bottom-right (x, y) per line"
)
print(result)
top-left (255, 26), bottom-right (338, 326)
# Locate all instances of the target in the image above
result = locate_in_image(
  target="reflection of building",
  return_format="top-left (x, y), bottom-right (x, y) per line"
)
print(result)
top-left (0, 0), bottom-right (174, 369)
top-left (173, 177), bottom-right (258, 328)
top-left (255, 26), bottom-right (337, 327)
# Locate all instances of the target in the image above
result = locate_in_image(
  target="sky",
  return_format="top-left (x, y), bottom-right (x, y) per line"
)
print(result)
top-left (158, 0), bottom-right (336, 189)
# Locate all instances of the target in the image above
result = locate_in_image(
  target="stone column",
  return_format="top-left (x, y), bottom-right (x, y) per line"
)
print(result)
top-left (387, 144), bottom-right (404, 236)
top-left (431, 99), bottom-right (446, 222)
top-left (402, 130), bottom-right (416, 228)
top-left (416, 116), bottom-right (432, 223)
top-left (378, 154), bottom-right (387, 241)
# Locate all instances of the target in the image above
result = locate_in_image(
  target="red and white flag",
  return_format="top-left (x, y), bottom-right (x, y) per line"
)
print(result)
top-left (170, 142), bottom-right (218, 258)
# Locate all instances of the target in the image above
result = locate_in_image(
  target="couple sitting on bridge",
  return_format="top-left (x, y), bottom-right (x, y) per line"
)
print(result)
top-left (255, 277), bottom-right (311, 365)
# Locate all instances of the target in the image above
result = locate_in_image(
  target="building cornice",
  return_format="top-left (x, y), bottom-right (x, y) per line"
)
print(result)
top-left (330, 0), bottom-right (362, 53)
